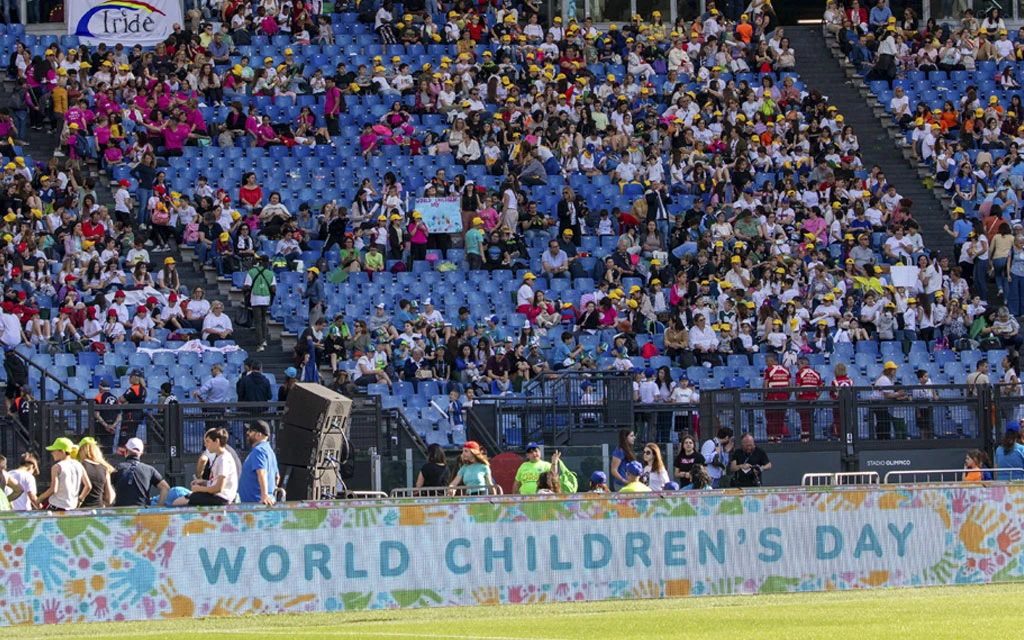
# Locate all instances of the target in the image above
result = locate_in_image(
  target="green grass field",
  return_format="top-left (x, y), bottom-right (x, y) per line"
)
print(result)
top-left (7, 583), bottom-right (1015, 640)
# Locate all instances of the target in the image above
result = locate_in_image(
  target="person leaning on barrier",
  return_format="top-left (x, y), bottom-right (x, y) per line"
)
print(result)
top-left (729, 433), bottom-right (771, 488)
top-left (112, 437), bottom-right (170, 508)
top-left (588, 471), bottom-right (610, 493)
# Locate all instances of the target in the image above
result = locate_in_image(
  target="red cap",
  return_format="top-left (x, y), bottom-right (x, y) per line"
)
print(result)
top-left (59, 307), bottom-right (73, 314)
top-left (15, 244), bottom-right (26, 253)
top-left (463, 441), bottom-right (481, 453)
top-left (136, 305), bottom-right (147, 314)
top-left (168, 293), bottom-right (178, 302)
top-left (114, 290), bottom-right (125, 298)
top-left (10, 267), bottom-right (20, 276)
top-left (0, 302), bottom-right (12, 312)
top-left (16, 291), bottom-right (26, 300)
top-left (65, 274), bottom-right (77, 283)
top-left (107, 308), bottom-right (118, 316)
top-left (118, 179), bottom-right (130, 187)
top-left (145, 296), bottom-right (158, 305)
top-left (153, 185), bottom-right (167, 196)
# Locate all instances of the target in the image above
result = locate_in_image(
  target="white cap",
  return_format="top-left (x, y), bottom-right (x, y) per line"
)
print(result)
top-left (125, 437), bottom-right (144, 455)
top-left (424, 298), bottom-right (433, 305)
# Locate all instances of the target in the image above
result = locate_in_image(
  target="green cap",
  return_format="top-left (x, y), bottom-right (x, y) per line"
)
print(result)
top-left (46, 437), bottom-right (76, 452)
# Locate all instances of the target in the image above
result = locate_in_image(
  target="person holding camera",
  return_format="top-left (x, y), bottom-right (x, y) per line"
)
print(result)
top-left (729, 433), bottom-right (771, 488)
top-left (700, 427), bottom-right (733, 488)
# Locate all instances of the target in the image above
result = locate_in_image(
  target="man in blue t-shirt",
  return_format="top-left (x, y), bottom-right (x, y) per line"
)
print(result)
top-left (238, 421), bottom-right (280, 505)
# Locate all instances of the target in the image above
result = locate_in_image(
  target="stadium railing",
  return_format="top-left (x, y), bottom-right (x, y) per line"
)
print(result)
top-left (389, 484), bottom-right (505, 498)
top-left (883, 468), bottom-right (1024, 484)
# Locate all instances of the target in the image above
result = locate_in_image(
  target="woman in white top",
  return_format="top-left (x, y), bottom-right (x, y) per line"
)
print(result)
top-left (178, 427), bottom-right (238, 506)
top-left (5, 453), bottom-right (37, 511)
top-left (641, 443), bottom-right (671, 491)
top-left (36, 438), bottom-right (90, 511)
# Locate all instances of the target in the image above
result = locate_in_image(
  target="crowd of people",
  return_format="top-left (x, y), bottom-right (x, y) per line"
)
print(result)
top-left (1, 0), bottom-right (1019, 486)
top-left (0, 421), bottom-right (280, 511)
top-left (834, 4), bottom-right (1024, 317)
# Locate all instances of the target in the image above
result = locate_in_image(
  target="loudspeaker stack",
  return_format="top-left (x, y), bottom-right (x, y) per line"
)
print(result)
top-left (278, 383), bottom-right (352, 501)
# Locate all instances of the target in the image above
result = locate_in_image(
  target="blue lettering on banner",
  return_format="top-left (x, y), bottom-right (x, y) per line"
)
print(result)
top-left (550, 536), bottom-right (572, 571)
top-left (259, 545), bottom-right (290, 583)
top-left (445, 538), bottom-right (472, 575)
top-left (625, 532), bottom-right (651, 568)
top-left (199, 547), bottom-right (246, 585)
top-left (698, 530), bottom-right (725, 565)
top-left (584, 534), bottom-right (612, 569)
top-left (304, 544), bottom-right (331, 581)
top-left (345, 542), bottom-right (367, 579)
top-left (758, 528), bottom-right (783, 563)
top-left (854, 525), bottom-right (882, 559)
top-left (526, 536), bottom-right (537, 572)
top-left (888, 522), bottom-right (913, 557)
top-left (485, 537), bottom-right (514, 574)
top-left (664, 531), bottom-right (687, 567)
top-left (380, 541), bottom-right (409, 578)
top-left (188, 513), bottom-right (927, 588)
top-left (816, 526), bottom-right (843, 560)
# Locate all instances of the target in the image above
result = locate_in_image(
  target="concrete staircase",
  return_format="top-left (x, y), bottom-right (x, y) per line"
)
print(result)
top-left (786, 27), bottom-right (955, 261)
top-left (177, 245), bottom-right (297, 382)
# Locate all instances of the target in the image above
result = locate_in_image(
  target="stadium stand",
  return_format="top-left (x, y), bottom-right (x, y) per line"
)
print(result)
top-left (0, 0), bottom-right (1015, 453)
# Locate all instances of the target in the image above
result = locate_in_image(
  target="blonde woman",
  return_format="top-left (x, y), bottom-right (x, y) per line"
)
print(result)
top-left (642, 443), bottom-right (671, 490)
top-left (76, 437), bottom-right (115, 508)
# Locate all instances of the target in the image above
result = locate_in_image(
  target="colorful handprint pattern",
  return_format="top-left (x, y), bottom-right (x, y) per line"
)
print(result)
top-left (0, 485), bottom-right (1021, 627)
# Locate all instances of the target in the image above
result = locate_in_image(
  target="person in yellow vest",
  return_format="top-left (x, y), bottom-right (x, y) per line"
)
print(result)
top-left (618, 461), bottom-right (651, 493)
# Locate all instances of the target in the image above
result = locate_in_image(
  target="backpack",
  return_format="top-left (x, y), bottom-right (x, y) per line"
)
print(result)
top-left (557, 460), bottom-right (578, 493)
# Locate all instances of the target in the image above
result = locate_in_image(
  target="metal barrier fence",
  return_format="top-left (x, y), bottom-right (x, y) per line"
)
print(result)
top-left (801, 473), bottom-right (835, 486)
top-left (476, 382), bottom-right (995, 452)
top-left (801, 472), bottom-right (880, 486)
top-left (389, 484), bottom-right (505, 498)
top-left (835, 472), bottom-right (880, 485)
top-left (883, 468), bottom-right (1024, 483)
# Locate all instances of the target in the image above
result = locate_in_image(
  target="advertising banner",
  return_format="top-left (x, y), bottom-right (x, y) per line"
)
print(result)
top-left (412, 196), bottom-right (463, 234)
top-left (1, 485), bottom-right (1022, 626)
top-left (67, 0), bottom-right (182, 48)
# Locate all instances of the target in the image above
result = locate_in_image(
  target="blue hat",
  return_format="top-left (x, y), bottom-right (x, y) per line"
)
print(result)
top-left (1008, 421), bottom-right (1021, 433)
top-left (284, 366), bottom-right (298, 378)
top-left (525, 442), bottom-right (541, 451)
top-left (663, 481), bottom-right (680, 491)
top-left (644, 367), bottom-right (655, 377)
top-left (590, 470), bottom-right (607, 484)
top-left (624, 461), bottom-right (644, 477)
top-left (580, 381), bottom-right (594, 390)
top-left (677, 373), bottom-right (688, 382)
